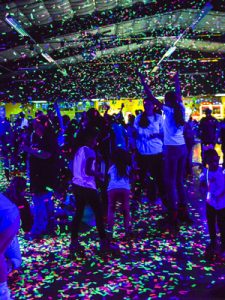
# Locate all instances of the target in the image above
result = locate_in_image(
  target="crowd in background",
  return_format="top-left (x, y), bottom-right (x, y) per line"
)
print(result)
top-left (1, 73), bottom-right (225, 299)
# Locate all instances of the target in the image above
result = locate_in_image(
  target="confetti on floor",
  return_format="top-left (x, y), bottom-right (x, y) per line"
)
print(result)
top-left (4, 161), bottom-right (225, 300)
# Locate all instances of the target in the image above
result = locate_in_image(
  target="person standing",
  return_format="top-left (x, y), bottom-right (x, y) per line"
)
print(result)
top-left (199, 108), bottom-right (219, 166)
top-left (133, 98), bottom-right (166, 205)
top-left (107, 148), bottom-right (132, 239)
top-left (138, 72), bottom-right (191, 233)
top-left (200, 149), bottom-right (225, 260)
top-left (70, 127), bottom-right (115, 254)
top-left (21, 115), bottom-right (59, 237)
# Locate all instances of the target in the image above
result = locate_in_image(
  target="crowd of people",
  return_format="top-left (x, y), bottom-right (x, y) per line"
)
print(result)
top-left (1, 73), bottom-right (225, 299)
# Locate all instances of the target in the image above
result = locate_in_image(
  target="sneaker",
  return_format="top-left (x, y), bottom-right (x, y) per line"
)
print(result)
top-left (178, 206), bottom-right (193, 225)
top-left (100, 239), bottom-right (119, 253)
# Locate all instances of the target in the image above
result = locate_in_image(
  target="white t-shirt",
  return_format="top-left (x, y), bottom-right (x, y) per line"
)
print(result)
top-left (163, 105), bottom-right (185, 146)
top-left (21, 118), bottom-right (28, 128)
top-left (200, 166), bottom-right (225, 210)
top-left (107, 165), bottom-right (130, 191)
top-left (72, 146), bottom-right (97, 190)
top-left (0, 193), bottom-right (17, 211)
top-left (134, 113), bottom-right (163, 155)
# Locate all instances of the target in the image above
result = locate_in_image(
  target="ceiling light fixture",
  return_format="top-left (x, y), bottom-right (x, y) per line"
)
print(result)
top-left (151, 2), bottom-right (213, 73)
top-left (5, 14), bottom-right (68, 76)
top-left (5, 14), bottom-right (34, 41)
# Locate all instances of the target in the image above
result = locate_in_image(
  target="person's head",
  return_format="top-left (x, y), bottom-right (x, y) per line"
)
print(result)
top-left (164, 91), bottom-right (178, 107)
top-left (33, 115), bottom-right (51, 137)
top-left (143, 98), bottom-right (154, 116)
top-left (86, 108), bottom-right (100, 121)
top-left (127, 114), bottom-right (135, 125)
top-left (19, 112), bottom-right (25, 119)
top-left (35, 110), bottom-right (44, 118)
top-left (111, 148), bottom-right (131, 178)
top-left (204, 149), bottom-right (220, 171)
top-left (205, 108), bottom-right (212, 117)
top-left (81, 126), bottom-right (99, 148)
top-left (165, 91), bottom-right (185, 127)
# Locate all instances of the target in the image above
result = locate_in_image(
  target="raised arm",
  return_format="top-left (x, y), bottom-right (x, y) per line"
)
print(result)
top-left (137, 72), bottom-right (163, 109)
top-left (173, 72), bottom-right (182, 103)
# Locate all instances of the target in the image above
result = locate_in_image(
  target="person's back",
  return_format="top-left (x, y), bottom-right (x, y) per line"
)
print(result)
top-left (199, 112), bottom-right (218, 144)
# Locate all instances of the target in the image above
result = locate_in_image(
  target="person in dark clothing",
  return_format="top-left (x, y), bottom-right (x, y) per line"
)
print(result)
top-left (199, 108), bottom-right (219, 166)
top-left (219, 118), bottom-right (225, 169)
top-left (21, 115), bottom-right (59, 237)
top-left (0, 107), bottom-right (12, 181)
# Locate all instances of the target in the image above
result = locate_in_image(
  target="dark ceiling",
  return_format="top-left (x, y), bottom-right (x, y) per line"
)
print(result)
top-left (0, 0), bottom-right (224, 103)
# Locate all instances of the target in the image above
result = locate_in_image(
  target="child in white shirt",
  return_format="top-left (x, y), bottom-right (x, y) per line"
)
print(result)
top-left (200, 149), bottom-right (225, 259)
top-left (107, 148), bottom-right (132, 238)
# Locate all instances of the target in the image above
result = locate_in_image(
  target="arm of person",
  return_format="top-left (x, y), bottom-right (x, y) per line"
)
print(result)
top-left (85, 157), bottom-right (104, 181)
top-left (199, 170), bottom-right (208, 197)
top-left (173, 72), bottom-right (182, 103)
top-left (213, 171), bottom-right (225, 198)
top-left (137, 72), bottom-right (163, 109)
top-left (21, 145), bottom-right (52, 159)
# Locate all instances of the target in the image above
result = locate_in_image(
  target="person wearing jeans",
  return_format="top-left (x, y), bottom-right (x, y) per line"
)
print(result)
top-left (138, 71), bottom-right (191, 233)
top-left (71, 185), bottom-right (106, 241)
top-left (164, 144), bottom-right (188, 218)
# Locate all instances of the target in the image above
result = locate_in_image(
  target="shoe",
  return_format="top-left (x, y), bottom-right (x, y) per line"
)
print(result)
top-left (204, 242), bottom-right (217, 260)
top-left (178, 206), bottom-right (193, 225)
top-left (69, 239), bottom-right (85, 256)
top-left (125, 228), bottom-right (134, 240)
top-left (100, 239), bottom-right (119, 253)
top-left (166, 211), bottom-right (179, 237)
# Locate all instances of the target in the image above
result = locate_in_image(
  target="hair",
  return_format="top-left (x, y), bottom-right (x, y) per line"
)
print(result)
top-left (111, 148), bottom-right (131, 178)
top-left (139, 100), bottom-right (157, 128)
top-left (204, 149), bottom-right (219, 164)
top-left (139, 111), bottom-right (150, 128)
top-left (73, 126), bottom-right (99, 153)
top-left (127, 114), bottom-right (135, 125)
top-left (165, 91), bottom-right (185, 127)
top-left (5, 176), bottom-right (27, 204)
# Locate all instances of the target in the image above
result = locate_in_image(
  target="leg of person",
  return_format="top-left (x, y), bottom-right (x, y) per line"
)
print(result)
top-left (88, 189), bottom-right (106, 240)
top-left (31, 193), bottom-right (48, 236)
top-left (107, 190), bottom-right (117, 236)
top-left (5, 236), bottom-right (22, 273)
top-left (120, 189), bottom-right (131, 236)
top-left (87, 189), bottom-right (118, 252)
top-left (177, 145), bottom-right (192, 224)
top-left (149, 153), bottom-right (167, 209)
top-left (44, 192), bottom-right (55, 234)
top-left (136, 153), bottom-right (148, 199)
top-left (201, 143), bottom-right (206, 167)
top-left (205, 203), bottom-right (217, 258)
top-left (0, 216), bottom-right (20, 300)
top-left (164, 146), bottom-right (179, 225)
top-left (70, 185), bottom-right (87, 246)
